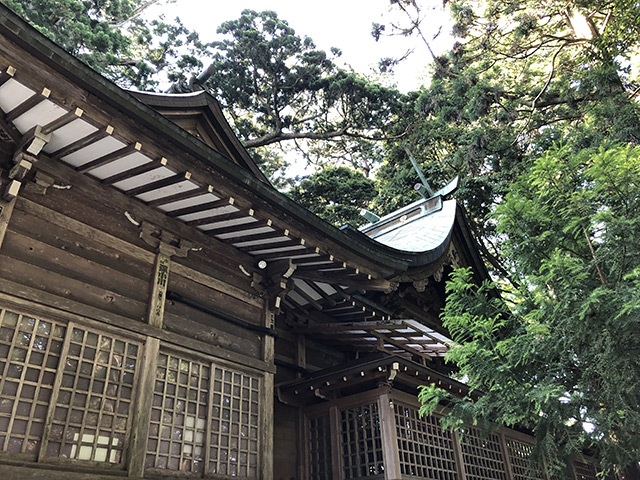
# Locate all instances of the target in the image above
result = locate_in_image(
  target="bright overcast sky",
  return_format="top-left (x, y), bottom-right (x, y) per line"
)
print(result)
top-left (147, 0), bottom-right (453, 92)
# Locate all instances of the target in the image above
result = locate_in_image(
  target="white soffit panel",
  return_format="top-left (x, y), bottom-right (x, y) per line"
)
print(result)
top-left (287, 290), bottom-right (307, 305)
top-left (248, 245), bottom-right (307, 256)
top-left (62, 136), bottom-right (126, 167)
top-left (88, 152), bottom-right (152, 179)
top-left (0, 79), bottom-right (34, 112)
top-left (156, 193), bottom-right (220, 212)
top-left (43, 119), bottom-right (99, 153)
top-left (135, 181), bottom-right (201, 203)
top-left (110, 165), bottom-right (173, 190)
top-left (316, 282), bottom-right (338, 295)
top-left (198, 216), bottom-right (257, 231)
top-left (215, 226), bottom-right (275, 239)
top-left (232, 236), bottom-right (290, 247)
top-left (177, 205), bottom-right (237, 222)
top-left (294, 279), bottom-right (322, 301)
top-left (13, 100), bottom-right (67, 133)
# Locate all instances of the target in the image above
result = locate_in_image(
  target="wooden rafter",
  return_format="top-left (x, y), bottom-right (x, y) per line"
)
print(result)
top-left (49, 125), bottom-right (114, 159)
top-left (185, 208), bottom-right (252, 227)
top-left (166, 197), bottom-right (233, 218)
top-left (125, 171), bottom-right (191, 196)
top-left (145, 184), bottom-right (214, 208)
top-left (76, 142), bottom-right (141, 174)
top-left (5, 88), bottom-right (49, 122)
top-left (101, 157), bottom-right (168, 186)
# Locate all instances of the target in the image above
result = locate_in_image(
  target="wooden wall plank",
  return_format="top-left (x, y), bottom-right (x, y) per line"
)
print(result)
top-left (163, 306), bottom-right (261, 360)
top-left (8, 208), bottom-right (152, 281)
top-left (168, 270), bottom-right (262, 325)
top-left (0, 253), bottom-right (148, 321)
top-left (1, 229), bottom-right (150, 303)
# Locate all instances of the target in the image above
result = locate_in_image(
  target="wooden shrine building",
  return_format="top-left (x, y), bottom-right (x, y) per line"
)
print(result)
top-left (0, 6), bottom-right (607, 480)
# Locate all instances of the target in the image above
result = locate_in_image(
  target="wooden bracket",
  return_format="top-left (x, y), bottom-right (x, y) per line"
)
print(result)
top-left (16, 125), bottom-right (51, 156)
top-left (9, 152), bottom-right (35, 181)
top-left (138, 221), bottom-right (195, 258)
top-left (3, 180), bottom-right (20, 201)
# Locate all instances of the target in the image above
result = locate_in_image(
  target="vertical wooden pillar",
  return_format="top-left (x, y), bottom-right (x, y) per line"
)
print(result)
top-left (0, 196), bottom-right (17, 250)
top-left (498, 430), bottom-right (515, 480)
top-left (128, 337), bottom-right (160, 478)
top-left (378, 390), bottom-right (401, 480)
top-left (329, 405), bottom-right (342, 480)
top-left (0, 155), bottom-right (32, 249)
top-left (261, 305), bottom-right (275, 480)
top-left (147, 250), bottom-right (171, 328)
top-left (452, 429), bottom-right (469, 480)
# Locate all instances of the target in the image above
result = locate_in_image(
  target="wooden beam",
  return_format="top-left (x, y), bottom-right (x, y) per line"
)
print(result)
top-left (166, 196), bottom-right (233, 218)
top-left (76, 141), bottom-right (141, 174)
top-left (3, 180), bottom-right (20, 201)
top-left (229, 228), bottom-right (290, 245)
top-left (304, 281), bottom-right (337, 306)
top-left (0, 65), bottom-right (16, 86)
top-left (100, 157), bottom-right (168, 186)
top-left (0, 113), bottom-right (20, 143)
top-left (145, 184), bottom-right (214, 208)
top-left (16, 124), bottom-right (51, 155)
top-left (0, 196), bottom-right (17, 250)
top-left (185, 207), bottom-right (252, 227)
top-left (206, 218), bottom-right (272, 238)
top-left (237, 237), bottom-right (302, 253)
top-left (41, 107), bottom-right (83, 135)
top-left (292, 269), bottom-right (392, 291)
top-left (292, 285), bottom-right (323, 311)
top-left (375, 332), bottom-right (436, 360)
top-left (5, 87), bottom-right (50, 122)
top-left (49, 125), bottom-right (114, 159)
top-left (291, 254), bottom-right (334, 266)
top-left (124, 171), bottom-right (191, 197)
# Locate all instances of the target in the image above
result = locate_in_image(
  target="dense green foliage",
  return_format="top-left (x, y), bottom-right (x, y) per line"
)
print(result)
top-left (3, 2), bottom-right (407, 174)
top-left (2, 0), bottom-right (207, 89)
top-left (373, 0), bottom-right (640, 278)
top-left (287, 166), bottom-right (377, 226)
top-left (201, 10), bottom-right (407, 172)
top-left (419, 144), bottom-right (640, 472)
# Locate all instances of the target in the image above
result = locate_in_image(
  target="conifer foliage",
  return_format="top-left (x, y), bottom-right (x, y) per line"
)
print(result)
top-left (419, 145), bottom-right (640, 474)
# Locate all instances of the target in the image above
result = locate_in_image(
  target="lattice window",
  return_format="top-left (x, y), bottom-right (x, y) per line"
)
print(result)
top-left (309, 415), bottom-right (333, 480)
top-left (505, 437), bottom-right (545, 480)
top-left (145, 353), bottom-right (261, 478)
top-left (145, 353), bottom-right (209, 474)
top-left (574, 460), bottom-right (598, 480)
top-left (459, 427), bottom-right (508, 480)
top-left (44, 326), bottom-right (140, 464)
top-left (0, 309), bottom-right (66, 458)
top-left (209, 366), bottom-right (260, 477)
top-left (394, 403), bottom-right (458, 479)
top-left (340, 402), bottom-right (384, 479)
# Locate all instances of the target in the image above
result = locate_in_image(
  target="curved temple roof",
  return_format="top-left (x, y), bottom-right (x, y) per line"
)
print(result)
top-left (0, 4), bottom-right (488, 361)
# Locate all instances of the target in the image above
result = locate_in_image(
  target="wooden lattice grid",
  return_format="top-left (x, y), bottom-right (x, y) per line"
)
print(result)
top-left (0, 308), bottom-right (66, 458)
top-left (574, 460), bottom-right (598, 480)
top-left (208, 366), bottom-right (260, 477)
top-left (459, 427), bottom-right (508, 480)
top-left (340, 402), bottom-right (384, 479)
top-left (44, 325), bottom-right (140, 464)
top-left (505, 437), bottom-right (545, 480)
top-left (309, 415), bottom-right (333, 480)
top-left (145, 353), bottom-right (209, 473)
top-left (394, 403), bottom-right (459, 480)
